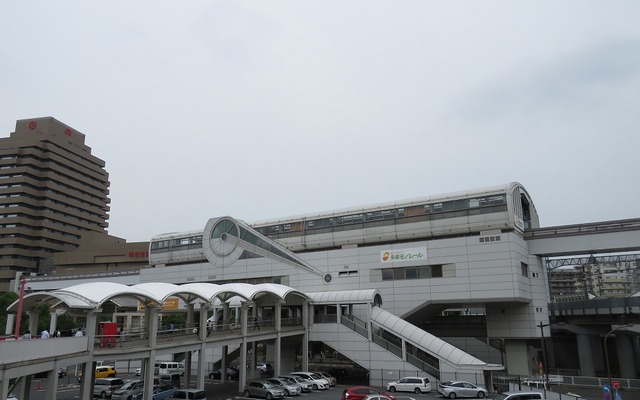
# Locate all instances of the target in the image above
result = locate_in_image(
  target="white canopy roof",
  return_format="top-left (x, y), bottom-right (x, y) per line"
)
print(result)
top-left (7, 282), bottom-right (309, 312)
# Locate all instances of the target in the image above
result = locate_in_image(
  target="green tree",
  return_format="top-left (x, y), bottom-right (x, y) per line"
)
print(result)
top-left (0, 291), bottom-right (19, 335)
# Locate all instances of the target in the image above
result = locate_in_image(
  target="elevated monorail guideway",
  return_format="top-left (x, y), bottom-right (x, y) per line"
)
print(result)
top-left (524, 218), bottom-right (640, 257)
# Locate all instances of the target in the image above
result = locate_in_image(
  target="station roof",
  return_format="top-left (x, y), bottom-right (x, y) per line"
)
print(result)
top-left (6, 282), bottom-right (310, 312)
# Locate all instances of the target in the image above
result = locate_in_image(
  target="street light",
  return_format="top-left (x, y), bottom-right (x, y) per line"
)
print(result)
top-left (538, 322), bottom-right (551, 389)
top-left (604, 324), bottom-right (633, 394)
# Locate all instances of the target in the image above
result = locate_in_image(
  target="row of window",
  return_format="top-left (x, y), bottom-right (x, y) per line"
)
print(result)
top-left (0, 157), bottom-right (108, 196)
top-left (151, 235), bottom-right (203, 249)
top-left (0, 201), bottom-right (103, 229)
top-left (2, 181), bottom-right (105, 212)
top-left (381, 265), bottom-right (444, 281)
top-left (0, 171), bottom-right (108, 204)
top-left (0, 189), bottom-right (105, 220)
top-left (254, 194), bottom-right (508, 237)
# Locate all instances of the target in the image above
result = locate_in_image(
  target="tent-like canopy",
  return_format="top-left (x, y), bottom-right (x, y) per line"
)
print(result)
top-left (7, 282), bottom-right (310, 312)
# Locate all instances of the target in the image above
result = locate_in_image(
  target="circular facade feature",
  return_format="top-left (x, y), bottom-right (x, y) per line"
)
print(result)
top-left (203, 217), bottom-right (245, 267)
top-left (323, 273), bottom-right (332, 284)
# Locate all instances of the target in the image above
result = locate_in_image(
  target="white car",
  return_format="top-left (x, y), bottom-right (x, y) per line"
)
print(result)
top-left (290, 372), bottom-right (329, 390)
top-left (386, 377), bottom-right (432, 393)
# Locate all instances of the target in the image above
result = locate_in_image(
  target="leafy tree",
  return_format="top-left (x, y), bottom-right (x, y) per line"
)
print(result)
top-left (0, 291), bottom-right (19, 335)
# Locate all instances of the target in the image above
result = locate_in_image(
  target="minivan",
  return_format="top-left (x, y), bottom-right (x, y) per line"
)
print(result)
top-left (386, 377), bottom-right (431, 393)
top-left (159, 362), bottom-right (185, 376)
top-left (94, 377), bottom-right (125, 398)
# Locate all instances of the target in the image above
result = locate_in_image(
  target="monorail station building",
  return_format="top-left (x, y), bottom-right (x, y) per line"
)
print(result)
top-left (2, 182), bottom-right (551, 398)
top-left (142, 183), bottom-right (545, 378)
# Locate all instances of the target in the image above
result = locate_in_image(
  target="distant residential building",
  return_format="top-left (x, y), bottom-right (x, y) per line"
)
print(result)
top-left (0, 117), bottom-right (110, 291)
top-left (549, 259), bottom-right (640, 301)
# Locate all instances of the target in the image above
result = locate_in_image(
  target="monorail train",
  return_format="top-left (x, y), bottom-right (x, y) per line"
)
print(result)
top-left (149, 182), bottom-right (539, 266)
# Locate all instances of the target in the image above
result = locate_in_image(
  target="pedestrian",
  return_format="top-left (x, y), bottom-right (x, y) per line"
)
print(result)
top-left (22, 330), bottom-right (31, 340)
top-left (74, 328), bottom-right (84, 337)
top-left (52, 329), bottom-right (60, 338)
top-left (40, 329), bottom-right (50, 339)
top-left (119, 327), bottom-right (125, 343)
top-left (253, 315), bottom-right (261, 331)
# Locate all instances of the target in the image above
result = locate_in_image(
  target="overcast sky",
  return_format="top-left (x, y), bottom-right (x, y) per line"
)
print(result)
top-left (1, 1), bottom-right (639, 242)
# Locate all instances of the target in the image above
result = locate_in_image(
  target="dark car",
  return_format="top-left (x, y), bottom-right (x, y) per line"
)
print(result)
top-left (208, 367), bottom-right (239, 380)
top-left (58, 368), bottom-right (67, 378)
top-left (342, 386), bottom-right (396, 400)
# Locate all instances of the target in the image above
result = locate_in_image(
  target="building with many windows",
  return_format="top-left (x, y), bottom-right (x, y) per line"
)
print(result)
top-left (0, 117), bottom-right (111, 291)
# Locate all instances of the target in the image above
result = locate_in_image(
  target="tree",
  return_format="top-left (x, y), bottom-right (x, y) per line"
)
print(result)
top-left (0, 291), bottom-right (18, 335)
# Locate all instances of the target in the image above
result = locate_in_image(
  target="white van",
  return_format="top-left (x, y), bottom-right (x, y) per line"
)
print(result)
top-left (158, 361), bottom-right (185, 376)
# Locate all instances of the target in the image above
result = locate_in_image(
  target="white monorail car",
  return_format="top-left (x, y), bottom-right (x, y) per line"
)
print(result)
top-left (149, 230), bottom-right (205, 267)
top-left (149, 182), bottom-right (539, 265)
top-left (251, 182), bottom-right (539, 252)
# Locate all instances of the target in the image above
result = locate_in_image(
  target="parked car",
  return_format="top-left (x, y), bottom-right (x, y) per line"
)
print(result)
top-left (208, 367), bottom-right (239, 380)
top-left (131, 384), bottom-right (177, 400)
top-left (266, 377), bottom-right (302, 396)
top-left (256, 362), bottom-right (273, 375)
top-left (290, 372), bottom-right (329, 390)
top-left (244, 380), bottom-right (286, 400)
top-left (313, 371), bottom-right (337, 386)
top-left (363, 395), bottom-right (395, 400)
top-left (386, 377), bottom-right (432, 393)
top-left (341, 386), bottom-right (396, 400)
top-left (78, 366), bottom-right (117, 383)
top-left (166, 388), bottom-right (208, 399)
top-left (94, 377), bottom-right (126, 399)
top-left (493, 392), bottom-right (543, 400)
top-left (111, 379), bottom-right (145, 400)
top-left (6, 394), bottom-right (18, 400)
top-left (437, 381), bottom-right (488, 399)
top-left (281, 375), bottom-right (314, 392)
top-left (136, 363), bottom-right (160, 376)
top-left (58, 368), bottom-right (67, 378)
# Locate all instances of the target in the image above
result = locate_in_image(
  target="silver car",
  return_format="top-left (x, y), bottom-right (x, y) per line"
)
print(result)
top-left (437, 381), bottom-right (488, 399)
top-left (314, 371), bottom-right (337, 386)
top-left (281, 375), bottom-right (314, 392)
top-left (266, 378), bottom-right (302, 396)
top-left (244, 380), bottom-right (286, 400)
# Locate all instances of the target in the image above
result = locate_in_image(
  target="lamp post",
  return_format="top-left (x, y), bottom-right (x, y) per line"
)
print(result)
top-left (605, 324), bottom-right (633, 394)
top-left (538, 322), bottom-right (551, 388)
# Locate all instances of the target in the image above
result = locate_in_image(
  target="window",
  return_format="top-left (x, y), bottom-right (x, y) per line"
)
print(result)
top-left (521, 262), bottom-right (529, 277)
top-left (431, 265), bottom-right (443, 278)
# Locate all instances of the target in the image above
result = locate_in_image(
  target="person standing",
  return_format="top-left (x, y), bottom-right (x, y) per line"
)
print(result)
top-left (52, 329), bottom-right (60, 338)
top-left (40, 329), bottom-right (50, 339)
top-left (119, 327), bottom-right (125, 344)
top-left (74, 328), bottom-right (84, 337)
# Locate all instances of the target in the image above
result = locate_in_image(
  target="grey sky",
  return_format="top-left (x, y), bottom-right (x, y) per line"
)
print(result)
top-left (1, 1), bottom-right (639, 242)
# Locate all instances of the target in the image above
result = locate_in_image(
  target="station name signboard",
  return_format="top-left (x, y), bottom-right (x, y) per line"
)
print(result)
top-left (380, 247), bottom-right (427, 263)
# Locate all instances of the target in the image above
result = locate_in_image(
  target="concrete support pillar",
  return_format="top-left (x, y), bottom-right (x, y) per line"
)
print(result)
top-left (187, 303), bottom-right (195, 329)
top-left (633, 337), bottom-right (640, 375)
top-left (49, 311), bottom-right (58, 333)
top-left (275, 301), bottom-right (282, 331)
top-left (146, 306), bottom-right (159, 348)
top-left (223, 303), bottom-right (230, 329)
top-left (21, 375), bottom-right (32, 400)
top-left (302, 300), bottom-right (310, 372)
top-left (199, 305), bottom-right (209, 341)
top-left (5, 313), bottom-right (15, 335)
top-left (0, 375), bottom-right (9, 400)
top-left (185, 351), bottom-right (193, 388)
top-left (197, 342), bottom-right (206, 389)
top-left (577, 334), bottom-right (596, 377)
top-left (27, 310), bottom-right (38, 337)
top-left (44, 368), bottom-right (58, 400)
top-left (591, 334), bottom-right (605, 373)
top-left (504, 339), bottom-right (531, 376)
top-left (616, 334), bottom-right (635, 378)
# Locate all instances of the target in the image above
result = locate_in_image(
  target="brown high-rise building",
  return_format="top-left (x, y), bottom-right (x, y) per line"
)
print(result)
top-left (0, 117), bottom-right (110, 291)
